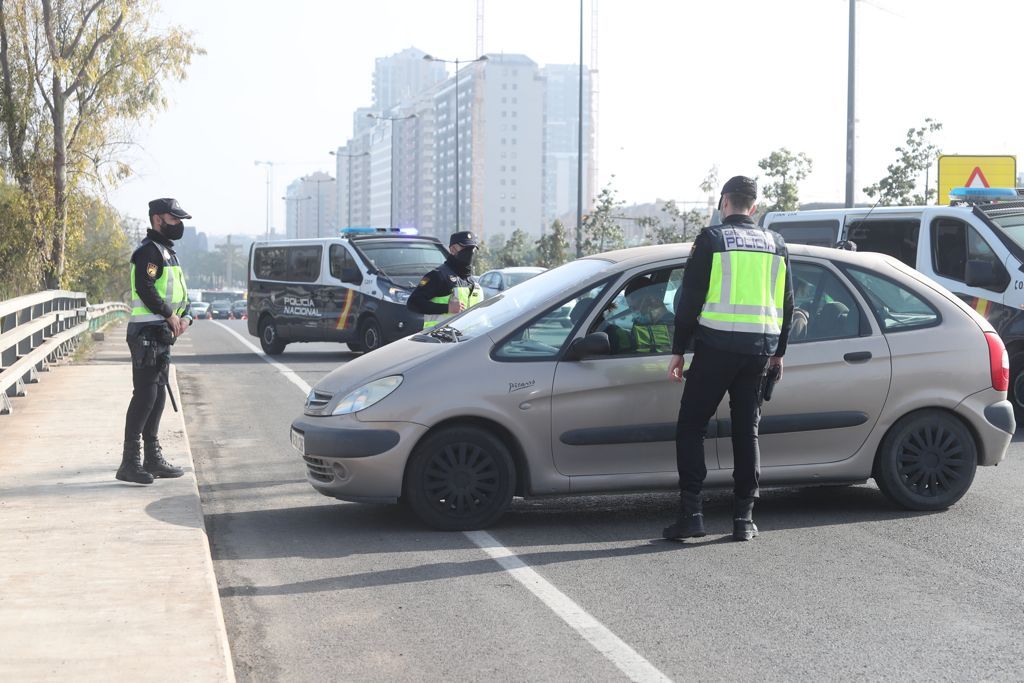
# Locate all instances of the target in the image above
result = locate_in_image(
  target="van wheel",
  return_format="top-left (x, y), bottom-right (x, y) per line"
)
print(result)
top-left (1009, 352), bottom-right (1024, 422)
top-left (874, 410), bottom-right (977, 511)
top-left (404, 427), bottom-right (515, 530)
top-left (259, 317), bottom-right (287, 355)
top-left (358, 316), bottom-right (383, 353)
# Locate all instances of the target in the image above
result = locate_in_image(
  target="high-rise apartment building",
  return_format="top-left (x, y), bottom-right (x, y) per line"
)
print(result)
top-left (373, 48), bottom-right (447, 113)
top-left (541, 65), bottom-right (593, 231)
top-left (285, 171), bottom-right (337, 239)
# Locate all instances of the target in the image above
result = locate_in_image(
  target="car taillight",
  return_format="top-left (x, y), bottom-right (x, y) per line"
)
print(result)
top-left (985, 332), bottom-right (1009, 392)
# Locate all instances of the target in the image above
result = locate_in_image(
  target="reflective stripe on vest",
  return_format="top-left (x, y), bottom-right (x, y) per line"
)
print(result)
top-left (423, 285), bottom-right (484, 329)
top-left (699, 250), bottom-right (785, 335)
top-left (632, 323), bottom-right (672, 353)
top-left (130, 257), bottom-right (188, 323)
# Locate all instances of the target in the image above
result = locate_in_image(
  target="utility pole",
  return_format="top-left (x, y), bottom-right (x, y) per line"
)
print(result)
top-left (845, 0), bottom-right (856, 208)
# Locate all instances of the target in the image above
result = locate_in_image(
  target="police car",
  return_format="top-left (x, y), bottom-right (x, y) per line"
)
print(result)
top-left (246, 228), bottom-right (449, 355)
top-left (764, 187), bottom-right (1024, 420)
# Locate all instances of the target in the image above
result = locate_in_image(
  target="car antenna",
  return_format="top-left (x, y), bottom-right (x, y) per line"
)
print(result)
top-left (837, 194), bottom-right (884, 250)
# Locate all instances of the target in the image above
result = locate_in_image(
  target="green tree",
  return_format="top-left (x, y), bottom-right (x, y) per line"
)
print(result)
top-left (536, 219), bottom-right (570, 268)
top-left (758, 148), bottom-right (813, 212)
top-left (64, 195), bottom-right (131, 302)
top-left (498, 228), bottom-right (532, 267)
top-left (0, 0), bottom-right (202, 289)
top-left (581, 181), bottom-right (625, 255)
top-left (0, 181), bottom-right (40, 298)
top-left (640, 214), bottom-right (678, 245)
top-left (863, 118), bottom-right (943, 206)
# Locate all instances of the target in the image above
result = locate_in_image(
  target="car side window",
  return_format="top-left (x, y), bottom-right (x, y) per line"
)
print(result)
top-left (494, 283), bottom-right (607, 360)
top-left (790, 263), bottom-right (861, 343)
top-left (329, 245), bottom-right (362, 284)
top-left (845, 266), bottom-right (940, 332)
top-left (588, 266), bottom-right (682, 356)
top-left (931, 218), bottom-right (1008, 292)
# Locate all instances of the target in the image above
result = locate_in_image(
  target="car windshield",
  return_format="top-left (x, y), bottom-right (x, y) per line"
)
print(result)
top-left (991, 214), bottom-right (1024, 249)
top-left (505, 271), bottom-right (542, 287)
top-left (426, 259), bottom-right (611, 340)
top-left (357, 240), bottom-right (447, 276)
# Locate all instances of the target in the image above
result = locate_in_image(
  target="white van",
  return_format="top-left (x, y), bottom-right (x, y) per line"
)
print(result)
top-left (764, 194), bottom-right (1024, 418)
top-left (246, 230), bottom-right (449, 355)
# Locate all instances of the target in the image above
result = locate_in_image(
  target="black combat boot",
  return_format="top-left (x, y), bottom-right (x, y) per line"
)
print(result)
top-left (662, 491), bottom-right (707, 540)
top-left (732, 496), bottom-right (758, 541)
top-left (143, 439), bottom-right (184, 478)
top-left (116, 439), bottom-right (154, 485)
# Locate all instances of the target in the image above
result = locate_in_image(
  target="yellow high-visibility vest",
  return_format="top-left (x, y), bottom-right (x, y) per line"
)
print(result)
top-left (698, 249), bottom-right (786, 336)
top-left (130, 245), bottom-right (188, 323)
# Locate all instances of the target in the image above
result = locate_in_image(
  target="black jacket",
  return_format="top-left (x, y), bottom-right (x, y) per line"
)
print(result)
top-left (672, 215), bottom-right (794, 357)
top-left (407, 257), bottom-right (477, 315)
top-left (128, 229), bottom-right (191, 336)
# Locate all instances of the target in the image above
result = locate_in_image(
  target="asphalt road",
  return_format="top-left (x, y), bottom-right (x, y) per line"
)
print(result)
top-left (177, 319), bottom-right (1024, 682)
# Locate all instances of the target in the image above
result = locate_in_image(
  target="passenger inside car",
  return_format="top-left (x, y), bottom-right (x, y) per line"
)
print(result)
top-left (594, 273), bottom-right (678, 354)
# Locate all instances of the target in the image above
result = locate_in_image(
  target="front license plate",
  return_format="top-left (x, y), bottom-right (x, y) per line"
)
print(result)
top-left (290, 429), bottom-right (305, 455)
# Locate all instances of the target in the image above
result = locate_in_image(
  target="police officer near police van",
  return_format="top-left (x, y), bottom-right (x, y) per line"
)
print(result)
top-left (116, 198), bottom-right (194, 485)
top-left (663, 176), bottom-right (794, 541)
top-left (407, 231), bottom-right (483, 329)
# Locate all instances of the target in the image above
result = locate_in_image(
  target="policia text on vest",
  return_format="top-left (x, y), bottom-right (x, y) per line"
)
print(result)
top-left (117, 197), bottom-right (194, 486)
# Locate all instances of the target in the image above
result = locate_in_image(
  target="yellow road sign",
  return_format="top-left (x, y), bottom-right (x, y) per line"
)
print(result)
top-left (937, 155), bottom-right (1017, 205)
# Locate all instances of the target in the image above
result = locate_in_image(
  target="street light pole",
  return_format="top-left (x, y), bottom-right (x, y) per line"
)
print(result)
top-left (331, 150), bottom-right (370, 229)
top-left (254, 160), bottom-right (276, 238)
top-left (845, 0), bottom-right (856, 208)
top-left (282, 195), bottom-right (312, 238)
top-left (424, 53), bottom-right (488, 233)
top-left (367, 113), bottom-right (417, 229)
top-left (310, 176), bottom-right (335, 238)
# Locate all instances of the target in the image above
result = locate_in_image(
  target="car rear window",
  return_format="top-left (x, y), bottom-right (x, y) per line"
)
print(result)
top-left (843, 266), bottom-right (940, 332)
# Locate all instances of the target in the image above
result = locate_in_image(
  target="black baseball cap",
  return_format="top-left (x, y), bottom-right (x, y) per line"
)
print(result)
top-left (449, 230), bottom-right (479, 247)
top-left (148, 197), bottom-right (192, 220)
top-left (718, 176), bottom-right (757, 210)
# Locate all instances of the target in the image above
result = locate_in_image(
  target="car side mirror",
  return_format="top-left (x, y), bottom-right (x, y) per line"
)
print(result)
top-left (564, 332), bottom-right (611, 361)
top-left (965, 259), bottom-right (1005, 289)
top-left (341, 267), bottom-right (363, 285)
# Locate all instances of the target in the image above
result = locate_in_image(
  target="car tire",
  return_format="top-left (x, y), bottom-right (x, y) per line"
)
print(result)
top-left (1008, 351), bottom-right (1024, 422)
top-left (259, 316), bottom-right (287, 356)
top-left (358, 316), bottom-right (383, 353)
top-left (874, 409), bottom-right (977, 511)
top-left (404, 426), bottom-right (516, 531)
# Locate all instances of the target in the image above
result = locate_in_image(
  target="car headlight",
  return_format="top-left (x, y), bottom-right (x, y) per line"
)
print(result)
top-left (332, 375), bottom-right (403, 415)
top-left (382, 286), bottom-right (410, 304)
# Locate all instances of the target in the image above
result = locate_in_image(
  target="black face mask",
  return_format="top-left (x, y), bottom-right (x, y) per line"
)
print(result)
top-left (453, 248), bottom-right (475, 267)
top-left (160, 219), bottom-right (184, 241)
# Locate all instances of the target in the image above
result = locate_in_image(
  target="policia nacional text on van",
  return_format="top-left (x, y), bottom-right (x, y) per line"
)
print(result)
top-left (407, 231), bottom-right (483, 330)
top-left (663, 176), bottom-right (794, 542)
top-left (116, 198), bottom-right (193, 485)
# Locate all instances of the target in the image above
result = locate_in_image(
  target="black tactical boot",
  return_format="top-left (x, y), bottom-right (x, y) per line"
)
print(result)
top-left (116, 439), bottom-right (154, 485)
top-left (662, 491), bottom-right (707, 540)
top-left (143, 439), bottom-right (184, 478)
top-left (732, 496), bottom-right (758, 541)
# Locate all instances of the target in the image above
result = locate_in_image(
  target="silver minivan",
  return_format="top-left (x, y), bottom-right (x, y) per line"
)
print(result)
top-left (290, 243), bottom-right (1014, 530)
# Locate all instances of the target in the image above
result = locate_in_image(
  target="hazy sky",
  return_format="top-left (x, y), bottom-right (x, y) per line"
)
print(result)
top-left (108, 0), bottom-right (1024, 236)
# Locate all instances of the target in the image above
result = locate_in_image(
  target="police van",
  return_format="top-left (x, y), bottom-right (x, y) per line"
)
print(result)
top-left (246, 229), bottom-right (449, 355)
top-left (764, 187), bottom-right (1024, 418)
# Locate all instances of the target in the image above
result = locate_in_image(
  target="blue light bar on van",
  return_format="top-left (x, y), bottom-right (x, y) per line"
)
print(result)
top-left (398, 227), bottom-right (419, 235)
top-left (339, 227), bottom-right (420, 235)
top-left (949, 187), bottom-right (1019, 203)
top-left (338, 227), bottom-right (378, 234)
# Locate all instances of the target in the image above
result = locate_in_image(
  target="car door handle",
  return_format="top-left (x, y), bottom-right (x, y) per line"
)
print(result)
top-left (844, 351), bottom-right (872, 363)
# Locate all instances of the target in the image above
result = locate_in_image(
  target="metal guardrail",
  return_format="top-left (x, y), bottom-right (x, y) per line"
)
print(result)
top-left (0, 291), bottom-right (129, 415)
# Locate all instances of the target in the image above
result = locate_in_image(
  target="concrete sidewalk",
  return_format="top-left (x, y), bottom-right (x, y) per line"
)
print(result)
top-left (0, 326), bottom-right (233, 681)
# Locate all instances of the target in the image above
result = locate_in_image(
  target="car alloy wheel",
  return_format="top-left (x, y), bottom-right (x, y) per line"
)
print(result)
top-left (874, 409), bottom-right (977, 511)
top-left (405, 426), bottom-right (515, 531)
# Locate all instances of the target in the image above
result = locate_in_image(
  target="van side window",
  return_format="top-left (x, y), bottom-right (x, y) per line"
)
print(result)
top-left (329, 244), bottom-right (363, 284)
top-left (287, 246), bottom-right (322, 283)
top-left (845, 219), bottom-right (920, 267)
top-left (770, 220), bottom-right (840, 247)
top-left (253, 247), bottom-right (288, 280)
top-left (931, 218), bottom-right (1009, 292)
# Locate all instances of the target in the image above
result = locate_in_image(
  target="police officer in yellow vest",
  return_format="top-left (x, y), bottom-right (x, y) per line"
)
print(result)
top-left (407, 231), bottom-right (483, 330)
top-left (663, 176), bottom-right (794, 542)
top-left (117, 198), bottom-right (194, 485)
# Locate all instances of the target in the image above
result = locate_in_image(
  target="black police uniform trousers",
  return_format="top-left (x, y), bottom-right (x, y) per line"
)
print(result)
top-left (123, 333), bottom-right (168, 442)
top-left (676, 341), bottom-right (769, 499)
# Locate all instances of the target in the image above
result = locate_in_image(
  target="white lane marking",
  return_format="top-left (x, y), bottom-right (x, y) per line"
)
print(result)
top-left (211, 321), bottom-right (312, 395)
top-left (465, 530), bottom-right (672, 683)
top-left (214, 320), bottom-right (670, 682)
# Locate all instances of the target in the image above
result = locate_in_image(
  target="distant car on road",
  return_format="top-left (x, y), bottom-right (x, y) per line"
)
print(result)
top-left (290, 242), bottom-right (1014, 530)
top-left (230, 299), bottom-right (248, 320)
top-left (190, 301), bottom-right (210, 319)
top-left (209, 300), bottom-right (232, 320)
top-left (478, 267), bottom-right (547, 299)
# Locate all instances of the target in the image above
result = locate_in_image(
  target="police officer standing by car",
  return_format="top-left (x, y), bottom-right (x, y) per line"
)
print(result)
top-left (663, 176), bottom-right (794, 541)
top-left (407, 231), bottom-right (484, 330)
top-left (116, 198), bottom-right (194, 485)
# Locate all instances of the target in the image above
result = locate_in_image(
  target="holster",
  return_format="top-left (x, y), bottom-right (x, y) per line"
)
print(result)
top-left (131, 324), bottom-right (174, 370)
